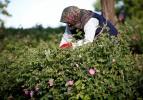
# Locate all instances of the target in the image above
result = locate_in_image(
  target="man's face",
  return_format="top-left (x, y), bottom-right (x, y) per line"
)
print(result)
top-left (65, 15), bottom-right (77, 26)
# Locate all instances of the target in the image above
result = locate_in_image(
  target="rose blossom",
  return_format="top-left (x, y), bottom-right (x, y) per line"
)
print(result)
top-left (30, 90), bottom-right (34, 97)
top-left (88, 68), bottom-right (96, 75)
top-left (66, 80), bottom-right (74, 86)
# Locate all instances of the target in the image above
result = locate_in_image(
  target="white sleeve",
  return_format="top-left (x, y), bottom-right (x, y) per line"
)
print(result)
top-left (84, 18), bottom-right (99, 43)
top-left (59, 25), bottom-right (73, 47)
top-left (64, 24), bottom-right (72, 34)
top-left (72, 18), bottom-right (99, 48)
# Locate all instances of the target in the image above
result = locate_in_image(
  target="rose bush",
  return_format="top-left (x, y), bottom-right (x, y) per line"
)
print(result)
top-left (0, 27), bottom-right (143, 99)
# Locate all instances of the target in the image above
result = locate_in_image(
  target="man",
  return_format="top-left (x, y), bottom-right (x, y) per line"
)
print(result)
top-left (59, 6), bottom-right (118, 49)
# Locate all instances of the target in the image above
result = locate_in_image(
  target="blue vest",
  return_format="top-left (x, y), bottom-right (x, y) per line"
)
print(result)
top-left (92, 12), bottom-right (118, 36)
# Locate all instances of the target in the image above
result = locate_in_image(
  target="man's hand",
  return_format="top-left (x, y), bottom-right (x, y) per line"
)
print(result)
top-left (59, 42), bottom-right (72, 49)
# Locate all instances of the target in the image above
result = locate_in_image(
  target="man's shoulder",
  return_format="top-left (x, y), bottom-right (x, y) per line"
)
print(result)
top-left (93, 11), bottom-right (102, 15)
top-left (84, 18), bottom-right (99, 30)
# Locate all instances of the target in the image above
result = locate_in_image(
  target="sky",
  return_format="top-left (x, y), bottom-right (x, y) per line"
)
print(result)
top-left (3, 0), bottom-right (96, 28)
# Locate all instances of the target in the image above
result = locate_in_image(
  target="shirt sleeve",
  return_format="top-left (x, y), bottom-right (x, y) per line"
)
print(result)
top-left (59, 25), bottom-right (73, 47)
top-left (72, 18), bottom-right (99, 48)
top-left (84, 18), bottom-right (99, 42)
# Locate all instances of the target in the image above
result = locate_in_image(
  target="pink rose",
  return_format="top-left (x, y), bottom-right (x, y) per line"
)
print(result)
top-left (66, 80), bottom-right (74, 86)
top-left (88, 68), bottom-right (96, 75)
top-left (23, 89), bottom-right (29, 96)
top-left (30, 90), bottom-right (34, 97)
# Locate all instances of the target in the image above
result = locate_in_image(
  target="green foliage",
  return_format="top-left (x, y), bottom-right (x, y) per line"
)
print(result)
top-left (0, 0), bottom-right (10, 15)
top-left (119, 18), bottom-right (143, 54)
top-left (122, 0), bottom-right (143, 53)
top-left (124, 0), bottom-right (143, 19)
top-left (0, 0), bottom-right (11, 27)
top-left (0, 26), bottom-right (143, 99)
top-left (123, 0), bottom-right (143, 32)
top-left (93, 0), bottom-right (101, 11)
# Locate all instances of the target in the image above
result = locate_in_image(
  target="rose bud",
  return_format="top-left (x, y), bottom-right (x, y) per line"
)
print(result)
top-left (23, 89), bottom-right (29, 96)
top-left (112, 59), bottom-right (116, 63)
top-left (48, 79), bottom-right (54, 87)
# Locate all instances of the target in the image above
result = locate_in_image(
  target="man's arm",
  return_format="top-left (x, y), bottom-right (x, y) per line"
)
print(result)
top-left (59, 25), bottom-right (73, 48)
top-left (72, 18), bottom-right (99, 48)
